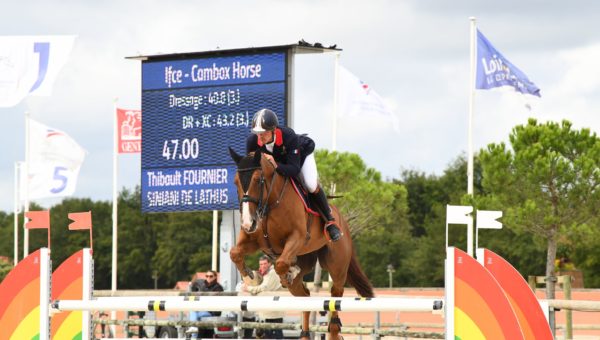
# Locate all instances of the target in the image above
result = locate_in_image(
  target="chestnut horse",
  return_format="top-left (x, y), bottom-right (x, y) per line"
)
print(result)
top-left (228, 148), bottom-right (374, 339)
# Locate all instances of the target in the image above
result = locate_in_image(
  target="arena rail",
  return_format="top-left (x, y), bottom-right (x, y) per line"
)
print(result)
top-left (92, 318), bottom-right (446, 338)
top-left (546, 299), bottom-right (600, 311)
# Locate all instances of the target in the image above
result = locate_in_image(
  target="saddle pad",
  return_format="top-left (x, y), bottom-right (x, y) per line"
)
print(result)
top-left (290, 178), bottom-right (320, 216)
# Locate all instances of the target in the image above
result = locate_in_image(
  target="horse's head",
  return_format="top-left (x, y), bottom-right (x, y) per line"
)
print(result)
top-left (229, 147), bottom-right (276, 233)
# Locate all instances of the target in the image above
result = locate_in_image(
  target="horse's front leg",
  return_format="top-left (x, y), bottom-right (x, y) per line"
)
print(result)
top-left (230, 233), bottom-right (259, 280)
top-left (274, 232), bottom-right (305, 287)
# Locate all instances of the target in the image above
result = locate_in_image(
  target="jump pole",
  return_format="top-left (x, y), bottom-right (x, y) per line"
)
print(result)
top-left (53, 296), bottom-right (443, 313)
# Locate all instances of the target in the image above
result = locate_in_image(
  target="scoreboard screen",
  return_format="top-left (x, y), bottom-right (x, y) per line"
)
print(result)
top-left (141, 51), bottom-right (288, 212)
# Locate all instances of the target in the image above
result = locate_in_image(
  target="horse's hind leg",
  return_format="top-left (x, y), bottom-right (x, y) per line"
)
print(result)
top-left (327, 285), bottom-right (345, 340)
top-left (318, 245), bottom-right (349, 340)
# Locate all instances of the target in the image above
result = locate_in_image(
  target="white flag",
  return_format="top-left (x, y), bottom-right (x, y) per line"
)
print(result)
top-left (338, 65), bottom-right (399, 131)
top-left (0, 36), bottom-right (75, 107)
top-left (21, 118), bottom-right (86, 200)
top-left (446, 205), bottom-right (473, 225)
top-left (476, 210), bottom-right (503, 229)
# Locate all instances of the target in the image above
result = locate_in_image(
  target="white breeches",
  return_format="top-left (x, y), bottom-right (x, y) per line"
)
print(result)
top-left (299, 153), bottom-right (318, 193)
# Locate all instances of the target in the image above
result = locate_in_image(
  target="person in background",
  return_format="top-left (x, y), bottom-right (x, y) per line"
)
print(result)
top-left (242, 255), bottom-right (284, 339)
top-left (188, 270), bottom-right (224, 338)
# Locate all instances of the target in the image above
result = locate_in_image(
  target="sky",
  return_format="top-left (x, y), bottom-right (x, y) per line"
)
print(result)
top-left (2, 0), bottom-right (600, 212)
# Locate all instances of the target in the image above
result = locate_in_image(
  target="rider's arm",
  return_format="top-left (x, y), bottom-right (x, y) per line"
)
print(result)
top-left (273, 132), bottom-right (302, 178)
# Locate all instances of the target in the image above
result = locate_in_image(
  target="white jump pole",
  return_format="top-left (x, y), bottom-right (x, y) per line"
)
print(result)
top-left (53, 296), bottom-right (443, 313)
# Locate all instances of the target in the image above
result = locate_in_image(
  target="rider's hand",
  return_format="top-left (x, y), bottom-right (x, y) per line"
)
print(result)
top-left (263, 154), bottom-right (277, 168)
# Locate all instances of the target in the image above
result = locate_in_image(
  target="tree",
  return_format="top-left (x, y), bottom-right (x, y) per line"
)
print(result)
top-left (399, 156), bottom-right (476, 286)
top-left (315, 150), bottom-right (408, 235)
top-left (0, 257), bottom-right (12, 283)
top-left (478, 118), bottom-right (600, 299)
top-left (314, 150), bottom-right (413, 286)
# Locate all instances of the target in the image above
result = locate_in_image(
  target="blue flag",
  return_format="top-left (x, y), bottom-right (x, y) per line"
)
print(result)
top-left (476, 29), bottom-right (541, 97)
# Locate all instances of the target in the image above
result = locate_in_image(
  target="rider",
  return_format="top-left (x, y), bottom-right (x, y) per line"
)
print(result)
top-left (246, 108), bottom-right (342, 242)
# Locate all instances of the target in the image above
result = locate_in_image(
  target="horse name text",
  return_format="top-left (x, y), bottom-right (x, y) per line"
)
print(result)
top-left (147, 188), bottom-right (229, 207)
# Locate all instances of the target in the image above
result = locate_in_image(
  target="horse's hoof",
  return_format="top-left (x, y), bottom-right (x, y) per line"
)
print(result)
top-left (285, 273), bottom-right (293, 286)
top-left (287, 265), bottom-right (300, 283)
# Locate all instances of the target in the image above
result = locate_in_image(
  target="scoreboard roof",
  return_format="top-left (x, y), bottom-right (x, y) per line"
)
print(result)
top-left (126, 42), bottom-right (341, 61)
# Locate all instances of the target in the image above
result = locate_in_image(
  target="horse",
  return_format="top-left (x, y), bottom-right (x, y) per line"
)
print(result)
top-left (228, 147), bottom-right (374, 339)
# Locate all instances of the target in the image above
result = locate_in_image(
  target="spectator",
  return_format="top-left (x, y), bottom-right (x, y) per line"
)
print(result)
top-left (242, 256), bottom-right (284, 339)
top-left (188, 270), bottom-right (224, 338)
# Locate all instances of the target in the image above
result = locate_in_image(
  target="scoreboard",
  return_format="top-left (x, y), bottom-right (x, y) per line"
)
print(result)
top-left (141, 51), bottom-right (289, 212)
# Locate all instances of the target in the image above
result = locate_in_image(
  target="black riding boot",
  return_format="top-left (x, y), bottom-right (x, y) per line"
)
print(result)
top-left (312, 187), bottom-right (342, 242)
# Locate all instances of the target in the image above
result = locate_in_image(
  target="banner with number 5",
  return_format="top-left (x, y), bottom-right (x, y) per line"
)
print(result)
top-left (20, 118), bottom-right (86, 200)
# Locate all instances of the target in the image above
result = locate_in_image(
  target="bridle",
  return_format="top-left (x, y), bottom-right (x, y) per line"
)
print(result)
top-left (237, 162), bottom-right (288, 233)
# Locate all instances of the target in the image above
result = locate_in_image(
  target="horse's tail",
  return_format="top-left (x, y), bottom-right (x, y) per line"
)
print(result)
top-left (347, 251), bottom-right (375, 298)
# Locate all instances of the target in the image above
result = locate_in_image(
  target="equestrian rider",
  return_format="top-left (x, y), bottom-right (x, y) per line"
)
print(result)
top-left (246, 108), bottom-right (342, 242)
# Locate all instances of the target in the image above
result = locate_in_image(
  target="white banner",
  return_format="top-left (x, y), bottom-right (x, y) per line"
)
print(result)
top-left (446, 205), bottom-right (473, 225)
top-left (476, 210), bottom-right (503, 229)
top-left (338, 65), bottom-right (399, 131)
top-left (21, 118), bottom-right (86, 200)
top-left (0, 36), bottom-right (75, 107)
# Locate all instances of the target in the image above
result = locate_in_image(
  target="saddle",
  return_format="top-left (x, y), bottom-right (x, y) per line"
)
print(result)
top-left (289, 178), bottom-right (321, 217)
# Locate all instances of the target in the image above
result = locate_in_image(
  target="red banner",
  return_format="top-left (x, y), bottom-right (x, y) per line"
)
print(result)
top-left (68, 211), bottom-right (92, 230)
top-left (117, 108), bottom-right (141, 153)
top-left (25, 210), bottom-right (50, 229)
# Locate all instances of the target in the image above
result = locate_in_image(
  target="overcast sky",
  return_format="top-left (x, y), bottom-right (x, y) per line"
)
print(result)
top-left (2, 1), bottom-right (600, 212)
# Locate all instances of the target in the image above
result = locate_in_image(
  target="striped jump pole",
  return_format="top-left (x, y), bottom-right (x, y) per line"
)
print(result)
top-left (53, 296), bottom-right (443, 313)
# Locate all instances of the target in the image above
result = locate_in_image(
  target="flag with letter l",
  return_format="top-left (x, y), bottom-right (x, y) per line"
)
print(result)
top-left (0, 36), bottom-right (75, 107)
top-left (68, 211), bottom-right (92, 230)
top-left (22, 118), bottom-right (86, 200)
top-left (338, 65), bottom-right (399, 131)
top-left (475, 29), bottom-right (540, 97)
top-left (25, 210), bottom-right (50, 229)
top-left (117, 108), bottom-right (141, 153)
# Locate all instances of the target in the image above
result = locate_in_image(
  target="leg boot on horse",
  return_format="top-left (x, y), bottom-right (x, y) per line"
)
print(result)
top-left (311, 186), bottom-right (342, 242)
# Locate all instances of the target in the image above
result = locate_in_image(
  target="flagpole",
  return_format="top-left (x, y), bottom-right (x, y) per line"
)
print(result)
top-left (13, 162), bottom-right (21, 265)
top-left (332, 52), bottom-right (340, 151)
top-left (467, 17), bottom-right (477, 196)
top-left (112, 100), bottom-right (119, 336)
top-left (23, 111), bottom-right (30, 258)
top-left (112, 99), bottom-right (118, 291)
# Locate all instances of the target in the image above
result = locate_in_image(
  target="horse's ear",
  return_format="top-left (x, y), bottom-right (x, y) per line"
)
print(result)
top-left (253, 149), bottom-right (262, 166)
top-left (229, 147), bottom-right (242, 164)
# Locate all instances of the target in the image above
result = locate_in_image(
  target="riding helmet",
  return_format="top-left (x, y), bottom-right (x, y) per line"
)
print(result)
top-left (251, 109), bottom-right (279, 133)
